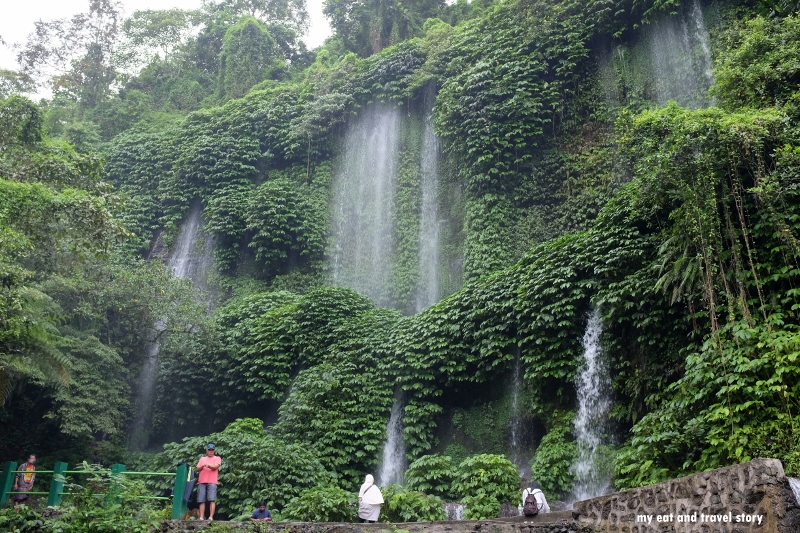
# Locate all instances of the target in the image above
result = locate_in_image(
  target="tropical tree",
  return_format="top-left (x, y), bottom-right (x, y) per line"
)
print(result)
top-left (17, 0), bottom-right (124, 108)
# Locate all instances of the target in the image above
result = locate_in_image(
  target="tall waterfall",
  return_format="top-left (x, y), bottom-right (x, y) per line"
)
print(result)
top-left (330, 105), bottom-right (401, 307)
top-left (378, 396), bottom-right (406, 486)
top-left (508, 349), bottom-right (524, 471)
top-left (415, 91), bottom-right (442, 312)
top-left (648, 0), bottom-right (715, 109)
top-left (570, 308), bottom-right (612, 502)
top-left (129, 201), bottom-right (215, 449)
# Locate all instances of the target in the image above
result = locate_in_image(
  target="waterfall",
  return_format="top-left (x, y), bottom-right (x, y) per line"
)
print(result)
top-left (648, 0), bottom-right (715, 109)
top-left (129, 201), bottom-right (215, 449)
top-left (127, 322), bottom-right (165, 450)
top-left (508, 349), bottom-right (524, 471)
top-left (415, 89), bottom-right (442, 312)
top-left (167, 201), bottom-right (216, 296)
top-left (330, 105), bottom-right (401, 308)
top-left (378, 397), bottom-right (406, 486)
top-left (443, 503), bottom-right (465, 520)
top-left (789, 478), bottom-right (800, 505)
top-left (570, 307), bottom-right (612, 502)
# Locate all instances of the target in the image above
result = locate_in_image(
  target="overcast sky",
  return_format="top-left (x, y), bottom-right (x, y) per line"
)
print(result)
top-left (0, 0), bottom-right (332, 74)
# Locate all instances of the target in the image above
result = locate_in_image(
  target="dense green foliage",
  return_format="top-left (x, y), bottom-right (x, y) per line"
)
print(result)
top-left (3, 0), bottom-right (800, 526)
top-left (0, 465), bottom-right (165, 533)
top-left (529, 413), bottom-right (577, 499)
top-left (282, 485), bottom-right (357, 522)
top-left (451, 454), bottom-right (519, 508)
top-left (380, 484), bottom-right (446, 522)
top-left (404, 454), bottom-right (457, 500)
top-left (147, 418), bottom-right (332, 517)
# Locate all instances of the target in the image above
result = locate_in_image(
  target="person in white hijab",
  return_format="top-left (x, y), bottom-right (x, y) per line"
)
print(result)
top-left (358, 474), bottom-right (384, 522)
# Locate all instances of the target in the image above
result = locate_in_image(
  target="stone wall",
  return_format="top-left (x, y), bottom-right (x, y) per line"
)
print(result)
top-left (157, 518), bottom-right (592, 533)
top-left (161, 517), bottom-right (596, 533)
top-left (572, 458), bottom-right (800, 532)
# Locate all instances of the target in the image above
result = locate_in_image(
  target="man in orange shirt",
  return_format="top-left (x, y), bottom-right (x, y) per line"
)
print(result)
top-left (196, 444), bottom-right (222, 520)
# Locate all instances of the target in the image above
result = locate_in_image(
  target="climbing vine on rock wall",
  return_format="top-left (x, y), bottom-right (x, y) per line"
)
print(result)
top-left (612, 100), bottom-right (800, 488)
top-left (275, 362), bottom-right (394, 483)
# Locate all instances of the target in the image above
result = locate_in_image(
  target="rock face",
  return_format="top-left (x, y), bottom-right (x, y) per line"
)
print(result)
top-left (572, 458), bottom-right (800, 532)
top-left (159, 459), bottom-right (800, 533)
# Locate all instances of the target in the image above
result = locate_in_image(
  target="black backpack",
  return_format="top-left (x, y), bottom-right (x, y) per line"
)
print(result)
top-left (523, 490), bottom-right (540, 517)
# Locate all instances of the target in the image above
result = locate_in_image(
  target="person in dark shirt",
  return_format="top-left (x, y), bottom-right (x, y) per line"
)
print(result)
top-left (13, 454), bottom-right (36, 505)
top-left (250, 502), bottom-right (272, 522)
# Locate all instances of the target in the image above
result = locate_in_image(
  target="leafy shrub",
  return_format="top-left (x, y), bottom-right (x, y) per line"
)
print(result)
top-left (0, 466), bottom-right (166, 533)
top-left (529, 415), bottom-right (578, 499)
top-left (282, 485), bottom-right (357, 522)
top-left (380, 484), bottom-right (446, 522)
top-left (152, 418), bottom-right (333, 518)
top-left (452, 454), bottom-right (519, 506)
top-left (713, 15), bottom-right (800, 110)
top-left (462, 493), bottom-right (500, 520)
top-left (245, 178), bottom-right (325, 276)
top-left (0, 505), bottom-right (51, 533)
top-left (404, 454), bottom-right (457, 500)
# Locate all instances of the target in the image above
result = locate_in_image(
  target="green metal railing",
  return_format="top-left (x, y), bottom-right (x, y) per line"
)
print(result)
top-left (1, 461), bottom-right (190, 520)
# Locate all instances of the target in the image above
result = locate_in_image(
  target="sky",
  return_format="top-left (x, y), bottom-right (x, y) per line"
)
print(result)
top-left (0, 0), bottom-right (332, 74)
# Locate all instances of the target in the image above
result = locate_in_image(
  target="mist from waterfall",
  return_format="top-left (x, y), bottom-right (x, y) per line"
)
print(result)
top-left (597, 0), bottom-right (716, 112)
top-left (648, 0), bottom-right (715, 109)
top-left (330, 105), bottom-right (401, 308)
top-left (415, 90), bottom-right (442, 312)
top-left (128, 324), bottom-right (164, 450)
top-left (378, 397), bottom-right (406, 486)
top-left (509, 349), bottom-right (524, 471)
top-left (167, 202), bottom-right (216, 295)
top-left (789, 478), bottom-right (800, 505)
top-left (129, 201), bottom-right (215, 449)
top-left (570, 308), bottom-right (612, 502)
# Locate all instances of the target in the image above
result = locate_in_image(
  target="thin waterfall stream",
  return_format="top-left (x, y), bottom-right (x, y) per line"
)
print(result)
top-left (509, 348), bottom-right (524, 471)
top-left (570, 307), bottom-right (612, 502)
top-left (129, 202), bottom-right (215, 449)
top-left (789, 478), bottom-right (800, 505)
top-left (415, 88), bottom-right (442, 312)
top-left (378, 395), bottom-right (406, 486)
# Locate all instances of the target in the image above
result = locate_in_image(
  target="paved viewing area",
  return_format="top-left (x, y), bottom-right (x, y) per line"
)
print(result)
top-left (158, 459), bottom-right (800, 533)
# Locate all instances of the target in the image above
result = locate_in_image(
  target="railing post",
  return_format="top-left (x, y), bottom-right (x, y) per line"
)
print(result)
top-left (47, 462), bottom-right (68, 507)
top-left (1, 461), bottom-right (18, 507)
top-left (171, 463), bottom-right (188, 520)
top-left (107, 464), bottom-right (126, 503)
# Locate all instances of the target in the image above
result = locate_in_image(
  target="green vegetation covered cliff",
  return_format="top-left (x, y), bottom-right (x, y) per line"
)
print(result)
top-left (2, 0), bottom-right (800, 520)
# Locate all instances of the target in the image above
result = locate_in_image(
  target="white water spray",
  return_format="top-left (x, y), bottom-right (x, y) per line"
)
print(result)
top-left (128, 322), bottom-right (165, 450)
top-left (167, 202), bottom-right (216, 295)
top-left (330, 105), bottom-right (401, 307)
top-left (509, 350), bottom-right (524, 471)
top-left (129, 202), bottom-right (215, 449)
top-left (570, 308), bottom-right (612, 502)
top-left (443, 503), bottom-right (465, 520)
top-left (378, 397), bottom-right (406, 486)
top-left (648, 0), bottom-right (715, 109)
top-left (789, 478), bottom-right (800, 505)
top-left (415, 89), bottom-right (442, 312)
